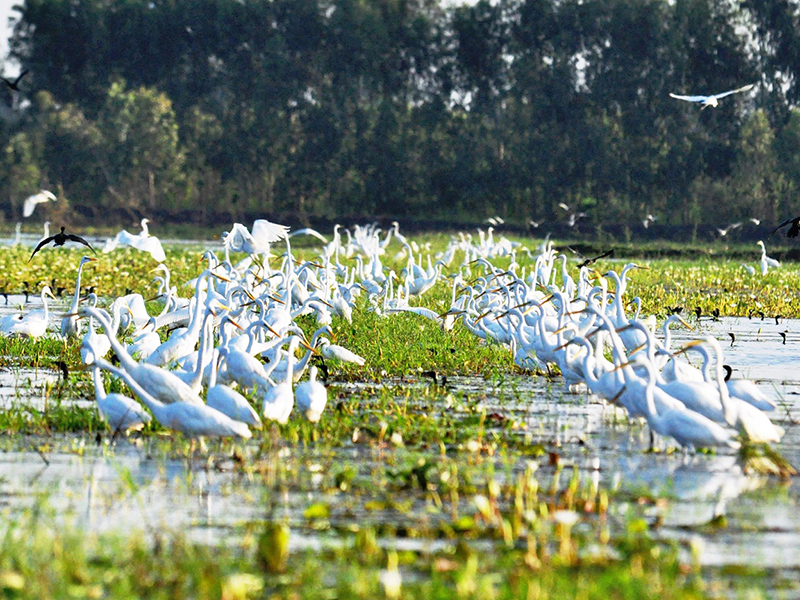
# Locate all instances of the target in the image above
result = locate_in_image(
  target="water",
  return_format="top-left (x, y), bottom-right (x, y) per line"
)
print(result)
top-left (1, 310), bottom-right (800, 594)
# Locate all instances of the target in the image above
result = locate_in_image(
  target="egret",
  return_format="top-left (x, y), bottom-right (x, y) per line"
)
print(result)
top-left (717, 222), bottom-right (741, 237)
top-left (22, 189), bottom-right (56, 218)
top-left (90, 363), bottom-right (151, 434)
top-left (92, 357), bottom-right (252, 440)
top-left (80, 293), bottom-right (112, 364)
top-left (223, 219), bottom-right (289, 255)
top-left (295, 365), bottom-right (328, 423)
top-left (718, 364), bottom-right (776, 411)
top-left (207, 353), bottom-right (263, 430)
top-left (103, 218), bottom-right (166, 262)
top-left (262, 336), bottom-right (300, 424)
top-left (669, 83), bottom-right (755, 109)
top-left (638, 358), bottom-right (740, 451)
top-left (61, 256), bottom-right (96, 339)
top-left (317, 337), bottom-right (366, 366)
top-left (757, 240), bottom-right (780, 275)
top-left (4, 286), bottom-right (56, 338)
top-left (77, 306), bottom-right (206, 407)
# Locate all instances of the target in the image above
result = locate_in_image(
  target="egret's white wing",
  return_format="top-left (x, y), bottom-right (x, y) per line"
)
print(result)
top-left (102, 229), bottom-right (136, 253)
top-left (252, 219), bottom-right (289, 244)
top-left (22, 190), bottom-right (56, 218)
top-left (133, 236), bottom-right (166, 262)
top-left (222, 223), bottom-right (253, 253)
top-left (669, 93), bottom-right (709, 103)
top-left (288, 228), bottom-right (328, 243)
top-left (711, 83), bottom-right (755, 100)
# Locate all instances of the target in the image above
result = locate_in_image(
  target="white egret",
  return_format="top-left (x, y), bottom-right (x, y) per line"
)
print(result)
top-left (61, 256), bottom-right (96, 339)
top-left (669, 83), bottom-right (755, 109)
top-left (93, 357), bottom-right (251, 440)
top-left (216, 344), bottom-right (270, 393)
top-left (206, 353), bottom-right (263, 429)
top-left (90, 363), bottom-right (151, 434)
top-left (262, 336), bottom-right (300, 424)
top-left (80, 294), bottom-right (112, 364)
top-left (22, 189), bottom-right (56, 218)
top-left (295, 366), bottom-right (327, 423)
top-left (4, 286), bottom-right (56, 338)
top-left (77, 306), bottom-right (205, 407)
top-left (103, 218), bottom-right (166, 262)
top-left (757, 240), bottom-right (780, 275)
top-left (223, 219), bottom-right (289, 255)
top-left (317, 337), bottom-right (366, 366)
top-left (638, 358), bottom-right (740, 451)
top-left (681, 338), bottom-right (783, 443)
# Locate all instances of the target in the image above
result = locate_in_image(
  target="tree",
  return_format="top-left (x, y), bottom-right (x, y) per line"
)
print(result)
top-left (98, 81), bottom-right (185, 211)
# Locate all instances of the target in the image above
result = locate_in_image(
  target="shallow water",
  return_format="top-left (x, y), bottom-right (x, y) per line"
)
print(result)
top-left (1, 308), bottom-right (800, 594)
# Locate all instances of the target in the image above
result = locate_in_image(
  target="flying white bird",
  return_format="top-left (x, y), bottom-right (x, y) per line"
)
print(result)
top-left (669, 84), bottom-right (755, 109)
top-left (22, 190), bottom-right (56, 218)
top-left (223, 219), bottom-right (289, 255)
top-left (716, 222), bottom-right (741, 237)
top-left (103, 218), bottom-right (166, 262)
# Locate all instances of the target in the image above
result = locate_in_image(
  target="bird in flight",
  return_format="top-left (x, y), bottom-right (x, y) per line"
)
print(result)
top-left (716, 222), bottom-right (741, 237)
top-left (22, 190), bottom-right (56, 218)
top-left (773, 216), bottom-right (800, 238)
top-left (575, 249), bottom-right (613, 269)
top-left (1, 70), bottom-right (29, 91)
top-left (29, 226), bottom-right (96, 261)
top-left (669, 83), bottom-right (755, 109)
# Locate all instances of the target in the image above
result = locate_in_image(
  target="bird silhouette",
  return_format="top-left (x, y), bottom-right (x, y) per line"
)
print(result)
top-left (773, 216), bottom-right (800, 238)
top-left (29, 226), bottom-right (96, 261)
top-left (1, 70), bottom-right (28, 91)
top-left (576, 249), bottom-right (614, 269)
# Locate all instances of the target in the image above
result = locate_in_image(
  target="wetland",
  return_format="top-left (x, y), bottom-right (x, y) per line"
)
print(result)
top-left (1, 228), bottom-right (799, 599)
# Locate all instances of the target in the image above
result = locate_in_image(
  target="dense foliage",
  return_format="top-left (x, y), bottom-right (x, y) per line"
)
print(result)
top-left (1, 0), bottom-right (799, 233)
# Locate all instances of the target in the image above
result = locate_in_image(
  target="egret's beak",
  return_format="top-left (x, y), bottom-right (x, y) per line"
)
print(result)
top-left (205, 271), bottom-right (230, 284)
top-left (674, 340), bottom-right (704, 355)
top-left (263, 322), bottom-right (281, 338)
top-left (608, 386), bottom-right (626, 405)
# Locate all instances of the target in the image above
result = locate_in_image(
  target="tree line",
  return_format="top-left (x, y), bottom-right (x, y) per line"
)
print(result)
top-left (0, 0), bottom-right (799, 236)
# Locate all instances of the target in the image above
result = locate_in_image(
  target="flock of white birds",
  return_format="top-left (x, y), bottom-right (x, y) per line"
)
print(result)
top-left (2, 217), bottom-right (785, 454)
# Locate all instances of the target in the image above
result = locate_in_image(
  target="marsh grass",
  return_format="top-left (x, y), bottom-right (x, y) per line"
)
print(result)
top-left (0, 462), bottom-right (714, 600)
top-left (0, 236), bottom-right (789, 597)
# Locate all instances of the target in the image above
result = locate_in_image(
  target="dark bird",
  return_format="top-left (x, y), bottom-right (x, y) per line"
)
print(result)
top-left (780, 332), bottom-right (787, 345)
top-left (722, 365), bottom-right (733, 382)
top-left (668, 306), bottom-right (684, 315)
top-left (728, 332), bottom-right (735, 347)
top-left (694, 306), bottom-right (702, 319)
top-left (773, 216), bottom-right (800, 238)
top-left (1, 69), bottom-right (28, 91)
top-left (576, 249), bottom-right (614, 269)
top-left (711, 308), bottom-right (721, 321)
top-left (29, 226), bottom-right (96, 261)
top-left (775, 315), bottom-right (783, 325)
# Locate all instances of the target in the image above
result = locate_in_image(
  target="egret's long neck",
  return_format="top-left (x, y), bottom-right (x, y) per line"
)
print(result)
top-left (70, 262), bottom-right (87, 311)
top-left (91, 364), bottom-right (106, 401)
top-left (96, 357), bottom-right (166, 419)
top-left (86, 307), bottom-right (138, 372)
